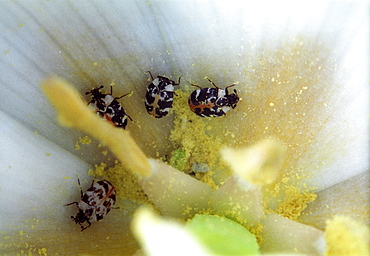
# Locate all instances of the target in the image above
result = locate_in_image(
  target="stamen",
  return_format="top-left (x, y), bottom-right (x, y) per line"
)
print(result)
top-left (41, 77), bottom-right (151, 177)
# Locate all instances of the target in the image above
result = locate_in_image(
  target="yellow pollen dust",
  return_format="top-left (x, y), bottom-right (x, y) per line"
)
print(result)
top-left (169, 90), bottom-right (230, 187)
top-left (276, 186), bottom-right (317, 220)
top-left (79, 135), bottom-right (92, 145)
top-left (89, 161), bottom-right (148, 203)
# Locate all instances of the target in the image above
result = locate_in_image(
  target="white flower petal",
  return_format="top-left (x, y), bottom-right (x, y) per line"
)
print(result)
top-left (300, 171), bottom-right (370, 229)
top-left (260, 213), bottom-right (325, 255)
top-left (0, 110), bottom-right (90, 230)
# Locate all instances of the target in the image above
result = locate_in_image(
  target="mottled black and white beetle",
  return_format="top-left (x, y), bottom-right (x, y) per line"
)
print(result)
top-left (86, 85), bottom-right (132, 129)
top-left (188, 78), bottom-right (239, 117)
top-left (144, 71), bottom-right (182, 118)
top-left (65, 179), bottom-right (117, 231)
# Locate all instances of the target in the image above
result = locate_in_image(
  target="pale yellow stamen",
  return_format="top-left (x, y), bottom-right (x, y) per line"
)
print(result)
top-left (324, 216), bottom-right (369, 256)
top-left (221, 139), bottom-right (286, 185)
top-left (41, 77), bottom-right (151, 177)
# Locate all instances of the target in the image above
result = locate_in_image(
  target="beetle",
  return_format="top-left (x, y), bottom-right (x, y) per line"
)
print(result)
top-left (144, 71), bottom-right (181, 118)
top-left (65, 179), bottom-right (117, 231)
top-left (188, 78), bottom-right (239, 117)
top-left (86, 85), bottom-right (132, 128)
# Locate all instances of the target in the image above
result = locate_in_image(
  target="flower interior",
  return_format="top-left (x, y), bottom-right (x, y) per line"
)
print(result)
top-left (2, 34), bottom-right (368, 255)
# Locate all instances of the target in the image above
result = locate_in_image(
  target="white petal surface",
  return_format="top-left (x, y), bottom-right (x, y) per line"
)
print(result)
top-left (0, 110), bottom-right (91, 222)
top-left (260, 213), bottom-right (324, 255)
top-left (300, 171), bottom-right (370, 230)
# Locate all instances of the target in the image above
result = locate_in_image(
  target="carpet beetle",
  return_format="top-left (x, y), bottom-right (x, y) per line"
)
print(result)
top-left (66, 179), bottom-right (117, 231)
top-left (188, 78), bottom-right (239, 117)
top-left (86, 85), bottom-right (132, 128)
top-left (145, 71), bottom-right (181, 118)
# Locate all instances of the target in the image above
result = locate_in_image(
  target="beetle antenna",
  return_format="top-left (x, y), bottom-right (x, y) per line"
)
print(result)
top-left (225, 84), bottom-right (237, 89)
top-left (207, 78), bottom-right (220, 89)
top-left (146, 71), bottom-right (154, 80)
top-left (115, 92), bottom-right (131, 100)
top-left (174, 75), bottom-right (183, 85)
top-left (186, 79), bottom-right (201, 89)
